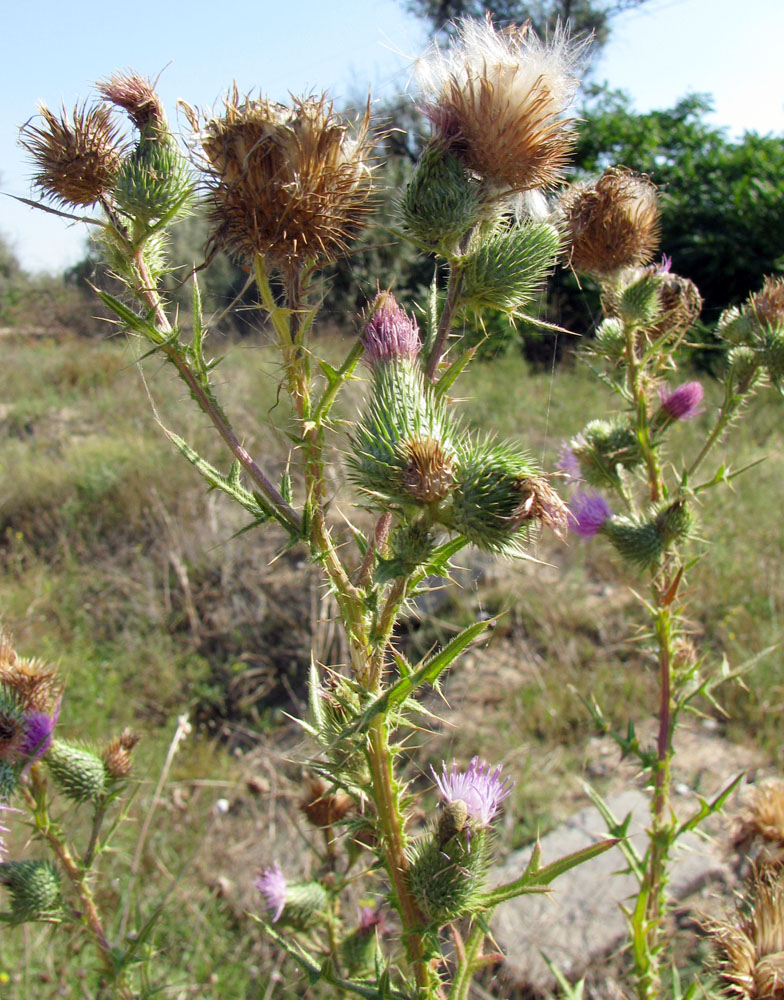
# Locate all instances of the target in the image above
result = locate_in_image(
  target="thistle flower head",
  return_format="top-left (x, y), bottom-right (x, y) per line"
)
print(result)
top-left (20, 102), bottom-right (124, 208)
top-left (710, 874), bottom-right (784, 999)
top-left (750, 275), bottom-right (784, 333)
top-left (0, 632), bottom-right (61, 715)
top-left (557, 444), bottom-right (582, 481)
top-left (415, 17), bottom-right (584, 192)
top-left (0, 689), bottom-right (26, 766)
top-left (98, 71), bottom-right (167, 132)
top-left (20, 704), bottom-right (60, 762)
top-left (659, 381), bottom-right (705, 420)
top-left (432, 755), bottom-right (514, 828)
top-left (255, 862), bottom-right (287, 923)
top-left (102, 728), bottom-right (141, 779)
top-left (733, 780), bottom-right (784, 866)
top-left (563, 167), bottom-right (660, 276)
top-left (400, 437), bottom-right (455, 503)
top-left (361, 292), bottom-right (421, 366)
top-left (569, 491), bottom-right (612, 538)
top-left (186, 89), bottom-right (375, 269)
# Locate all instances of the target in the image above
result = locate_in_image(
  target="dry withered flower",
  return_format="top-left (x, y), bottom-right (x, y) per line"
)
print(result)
top-left (416, 18), bottom-right (584, 193)
top-left (402, 437), bottom-right (455, 503)
top-left (563, 167), bottom-right (660, 276)
top-left (300, 775), bottom-right (354, 829)
top-left (102, 728), bottom-right (141, 779)
top-left (710, 873), bottom-right (784, 999)
top-left (185, 89), bottom-right (374, 269)
top-left (750, 275), bottom-right (784, 331)
top-left (734, 780), bottom-right (784, 868)
top-left (0, 629), bottom-right (61, 714)
top-left (20, 103), bottom-right (124, 208)
top-left (98, 71), bottom-right (166, 132)
top-left (513, 475), bottom-right (570, 539)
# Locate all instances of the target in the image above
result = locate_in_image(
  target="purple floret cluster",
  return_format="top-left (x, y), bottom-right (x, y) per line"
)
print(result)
top-left (362, 292), bottom-right (421, 367)
top-left (569, 491), bottom-right (612, 538)
top-left (256, 862), bottom-right (287, 923)
top-left (432, 756), bottom-right (515, 828)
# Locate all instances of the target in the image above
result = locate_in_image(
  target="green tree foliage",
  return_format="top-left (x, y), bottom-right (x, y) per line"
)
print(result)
top-left (575, 87), bottom-right (784, 318)
top-left (403, 0), bottom-right (651, 50)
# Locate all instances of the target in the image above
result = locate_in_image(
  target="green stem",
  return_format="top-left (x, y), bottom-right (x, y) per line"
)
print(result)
top-left (424, 265), bottom-right (465, 382)
top-left (366, 715), bottom-right (432, 997)
top-left (449, 923), bottom-right (486, 1000)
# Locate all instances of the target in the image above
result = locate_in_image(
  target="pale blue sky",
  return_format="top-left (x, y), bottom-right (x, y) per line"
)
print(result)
top-left (3, 0), bottom-right (782, 273)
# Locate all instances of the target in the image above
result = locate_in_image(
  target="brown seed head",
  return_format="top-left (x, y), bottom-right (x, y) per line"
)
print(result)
top-left (300, 775), bottom-right (354, 829)
top-left (602, 263), bottom-right (702, 349)
top-left (417, 18), bottom-right (583, 192)
top-left (0, 629), bottom-right (60, 713)
top-left (710, 874), bottom-right (784, 999)
top-left (187, 89), bottom-right (375, 268)
top-left (102, 728), bottom-right (141, 779)
top-left (20, 102), bottom-right (124, 208)
top-left (734, 781), bottom-right (784, 868)
top-left (513, 476), bottom-right (569, 538)
top-left (563, 167), bottom-right (660, 276)
top-left (401, 437), bottom-right (455, 503)
top-left (750, 275), bottom-right (784, 332)
top-left (98, 71), bottom-right (167, 131)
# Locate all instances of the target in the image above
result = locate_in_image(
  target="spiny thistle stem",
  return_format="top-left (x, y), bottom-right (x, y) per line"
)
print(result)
top-left (25, 769), bottom-right (131, 999)
top-left (449, 922), bottom-right (487, 1000)
top-left (425, 265), bottom-right (465, 382)
top-left (625, 321), bottom-right (663, 504)
top-left (686, 366), bottom-right (758, 481)
top-left (366, 716), bottom-right (431, 995)
top-left (131, 249), bottom-right (301, 535)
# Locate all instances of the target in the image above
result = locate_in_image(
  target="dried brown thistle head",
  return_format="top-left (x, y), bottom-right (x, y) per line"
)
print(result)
top-left (0, 629), bottom-right (61, 714)
top-left (186, 89), bottom-right (375, 270)
top-left (401, 437), bottom-right (455, 503)
top-left (563, 167), bottom-right (661, 276)
top-left (513, 476), bottom-right (569, 539)
top-left (416, 18), bottom-right (583, 193)
top-left (300, 775), bottom-right (354, 829)
top-left (98, 71), bottom-right (167, 132)
top-left (710, 873), bottom-right (784, 999)
top-left (102, 728), bottom-right (141, 779)
top-left (750, 275), bottom-right (784, 332)
top-left (20, 102), bottom-right (124, 208)
top-left (734, 780), bottom-right (784, 868)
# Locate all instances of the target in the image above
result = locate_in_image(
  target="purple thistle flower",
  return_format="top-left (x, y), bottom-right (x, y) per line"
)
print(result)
top-left (659, 381), bottom-right (704, 421)
top-left (557, 444), bottom-right (582, 482)
top-left (362, 292), bottom-right (421, 367)
top-left (21, 701), bottom-right (60, 761)
top-left (255, 862), bottom-right (287, 922)
top-left (432, 756), bottom-right (515, 828)
top-left (657, 254), bottom-right (672, 274)
top-left (569, 491), bottom-right (612, 538)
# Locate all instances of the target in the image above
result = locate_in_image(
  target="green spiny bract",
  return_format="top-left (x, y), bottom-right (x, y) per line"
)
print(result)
top-left (46, 739), bottom-right (107, 804)
top-left (761, 330), bottom-right (784, 389)
top-left (349, 361), bottom-right (459, 512)
top-left (407, 825), bottom-right (490, 927)
top-left (314, 677), bottom-right (372, 793)
top-left (113, 131), bottom-right (192, 225)
top-left (0, 861), bottom-right (63, 923)
top-left (616, 269), bottom-right (663, 328)
top-left (447, 438), bottom-right (543, 553)
top-left (459, 219), bottom-right (561, 317)
top-left (602, 499), bottom-right (694, 568)
top-left (340, 917), bottom-right (381, 978)
top-left (376, 522), bottom-right (437, 583)
top-left (0, 762), bottom-right (17, 798)
top-left (593, 317), bottom-right (627, 360)
top-left (569, 418), bottom-right (643, 489)
top-left (400, 142), bottom-right (483, 258)
top-left (276, 880), bottom-right (329, 931)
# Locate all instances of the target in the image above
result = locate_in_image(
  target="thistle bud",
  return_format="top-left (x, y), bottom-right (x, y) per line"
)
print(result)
top-left (602, 499), bottom-right (694, 569)
top-left (19, 103), bottom-right (124, 208)
top-left (377, 522), bottom-right (437, 582)
top-left (460, 219), bottom-right (562, 316)
top-left (102, 728), bottom-right (140, 780)
top-left (255, 863), bottom-right (328, 930)
top-left (568, 419), bottom-right (643, 489)
top-left (407, 826), bottom-right (490, 926)
top-left (47, 740), bottom-right (106, 804)
top-left (187, 90), bottom-right (374, 269)
top-left (361, 292), bottom-right (421, 367)
top-left (416, 19), bottom-right (583, 193)
top-left (449, 440), bottom-right (568, 552)
top-left (340, 906), bottom-right (385, 978)
top-left (112, 131), bottom-right (192, 224)
top-left (400, 141), bottom-right (483, 256)
top-left (563, 168), bottom-right (660, 277)
top-left (0, 861), bottom-right (63, 923)
top-left (657, 381), bottom-right (705, 423)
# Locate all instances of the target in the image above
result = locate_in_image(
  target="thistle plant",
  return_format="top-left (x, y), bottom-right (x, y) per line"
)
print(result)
top-left (14, 22), bottom-right (780, 1000)
top-left (559, 165), bottom-right (784, 999)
